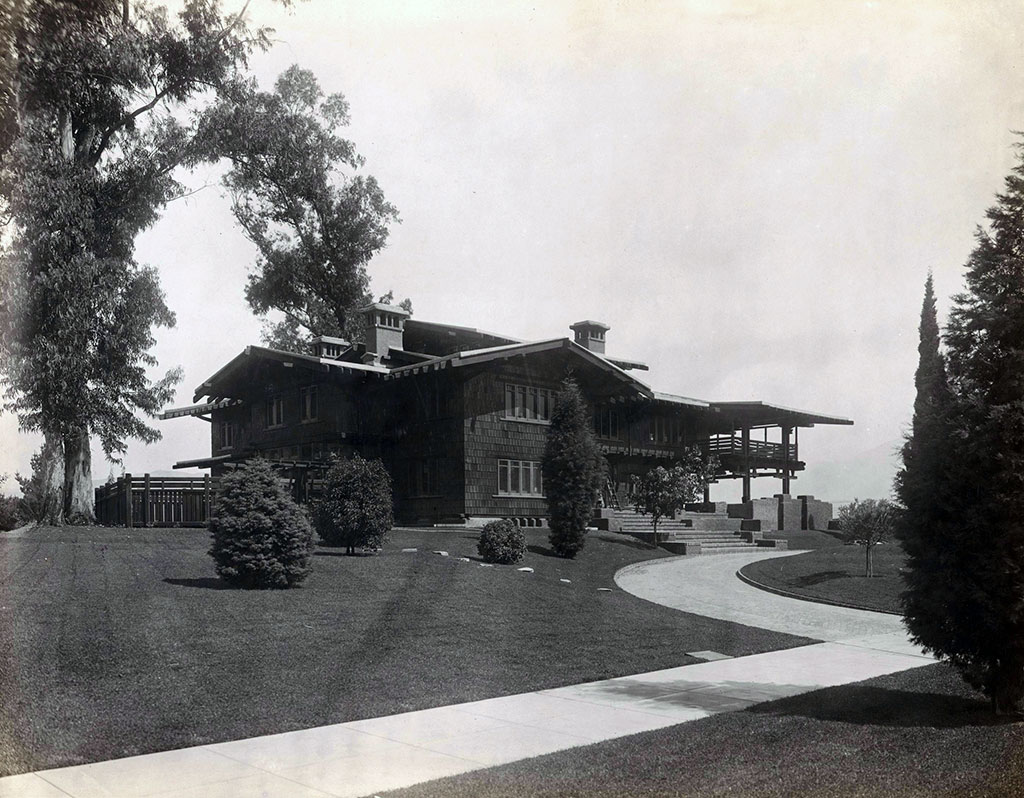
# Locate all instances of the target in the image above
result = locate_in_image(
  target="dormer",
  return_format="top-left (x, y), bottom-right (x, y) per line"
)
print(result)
top-left (311, 335), bottom-right (349, 360)
top-left (358, 302), bottom-right (410, 356)
top-left (569, 320), bottom-right (610, 355)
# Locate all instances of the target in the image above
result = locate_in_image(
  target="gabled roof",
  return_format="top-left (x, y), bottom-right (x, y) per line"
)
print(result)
top-left (385, 337), bottom-right (653, 395)
top-left (193, 345), bottom-right (388, 402)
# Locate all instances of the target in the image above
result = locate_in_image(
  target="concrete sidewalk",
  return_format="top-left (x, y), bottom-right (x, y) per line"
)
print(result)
top-left (0, 551), bottom-right (934, 798)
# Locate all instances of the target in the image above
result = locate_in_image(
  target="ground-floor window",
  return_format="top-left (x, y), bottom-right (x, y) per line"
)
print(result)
top-left (497, 459), bottom-right (543, 496)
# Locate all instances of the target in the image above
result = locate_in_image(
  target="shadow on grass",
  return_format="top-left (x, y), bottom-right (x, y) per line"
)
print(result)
top-left (527, 544), bottom-right (561, 558)
top-left (313, 549), bottom-right (379, 558)
top-left (163, 577), bottom-right (228, 590)
top-left (749, 684), bottom-right (1006, 728)
top-left (794, 570), bottom-right (851, 586)
top-left (595, 533), bottom-right (658, 551)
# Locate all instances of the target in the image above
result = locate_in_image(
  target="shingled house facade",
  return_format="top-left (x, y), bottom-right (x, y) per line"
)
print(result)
top-left (162, 303), bottom-right (852, 526)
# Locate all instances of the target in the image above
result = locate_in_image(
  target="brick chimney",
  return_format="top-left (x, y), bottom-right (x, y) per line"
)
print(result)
top-left (359, 302), bottom-right (410, 356)
top-left (569, 320), bottom-right (609, 354)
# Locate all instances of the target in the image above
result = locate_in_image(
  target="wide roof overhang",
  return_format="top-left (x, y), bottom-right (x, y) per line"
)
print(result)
top-left (192, 345), bottom-right (387, 402)
top-left (710, 400), bottom-right (854, 429)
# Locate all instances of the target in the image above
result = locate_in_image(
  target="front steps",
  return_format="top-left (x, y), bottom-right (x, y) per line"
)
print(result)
top-left (593, 507), bottom-right (787, 555)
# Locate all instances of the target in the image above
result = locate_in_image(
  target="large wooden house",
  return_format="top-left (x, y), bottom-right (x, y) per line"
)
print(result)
top-left (162, 303), bottom-right (852, 526)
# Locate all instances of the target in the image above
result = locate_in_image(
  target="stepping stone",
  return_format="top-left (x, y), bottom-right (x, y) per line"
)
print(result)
top-left (517, 567), bottom-right (534, 573)
top-left (401, 548), bottom-right (418, 553)
top-left (597, 587), bottom-right (613, 592)
top-left (433, 550), bottom-right (449, 557)
top-left (559, 579), bottom-right (571, 584)
top-left (457, 557), bottom-right (471, 562)
top-left (480, 563), bottom-right (494, 568)
top-left (688, 650), bottom-right (734, 662)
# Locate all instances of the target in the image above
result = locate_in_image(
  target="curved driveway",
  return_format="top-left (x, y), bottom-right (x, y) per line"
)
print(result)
top-left (616, 550), bottom-right (918, 654)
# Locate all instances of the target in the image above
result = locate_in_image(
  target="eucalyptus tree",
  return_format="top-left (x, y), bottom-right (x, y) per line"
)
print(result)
top-left (0, 0), bottom-right (276, 522)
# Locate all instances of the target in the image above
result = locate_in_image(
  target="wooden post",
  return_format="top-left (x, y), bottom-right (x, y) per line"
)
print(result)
top-left (782, 426), bottom-right (792, 495)
top-left (143, 474), bottom-right (152, 527)
top-left (124, 473), bottom-right (133, 528)
top-left (204, 474), bottom-right (211, 523)
top-left (741, 426), bottom-right (751, 503)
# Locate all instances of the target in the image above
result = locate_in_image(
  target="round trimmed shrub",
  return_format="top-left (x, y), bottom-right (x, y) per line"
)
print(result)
top-left (208, 460), bottom-right (315, 589)
top-left (477, 519), bottom-right (526, 564)
top-left (313, 454), bottom-right (393, 554)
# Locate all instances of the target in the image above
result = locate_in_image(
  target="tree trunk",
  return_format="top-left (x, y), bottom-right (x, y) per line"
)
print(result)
top-left (991, 653), bottom-right (1024, 715)
top-left (63, 427), bottom-right (95, 524)
top-left (865, 543), bottom-right (873, 578)
top-left (37, 431), bottom-right (65, 526)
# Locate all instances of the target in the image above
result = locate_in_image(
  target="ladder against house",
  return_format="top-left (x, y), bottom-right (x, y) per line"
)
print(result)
top-left (602, 478), bottom-right (621, 511)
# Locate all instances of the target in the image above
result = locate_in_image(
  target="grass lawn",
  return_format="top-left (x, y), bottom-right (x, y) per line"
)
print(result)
top-left (739, 542), bottom-right (905, 613)
top-left (0, 525), bottom-right (812, 777)
top-left (384, 662), bottom-right (1024, 798)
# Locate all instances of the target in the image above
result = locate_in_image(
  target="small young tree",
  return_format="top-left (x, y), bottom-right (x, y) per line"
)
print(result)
top-left (312, 454), bottom-right (393, 555)
top-left (208, 460), bottom-right (314, 589)
top-left (631, 449), bottom-right (717, 544)
top-left (542, 377), bottom-right (605, 559)
top-left (836, 498), bottom-right (896, 578)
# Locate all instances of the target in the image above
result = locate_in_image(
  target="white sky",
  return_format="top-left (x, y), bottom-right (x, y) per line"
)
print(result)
top-left (3, 0), bottom-right (1023, 502)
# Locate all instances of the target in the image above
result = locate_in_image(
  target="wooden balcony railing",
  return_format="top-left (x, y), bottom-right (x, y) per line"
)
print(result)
top-left (706, 435), bottom-right (797, 461)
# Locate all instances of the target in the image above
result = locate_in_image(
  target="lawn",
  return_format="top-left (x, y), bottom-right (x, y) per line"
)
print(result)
top-left (383, 662), bottom-right (1024, 798)
top-left (739, 542), bottom-right (905, 613)
top-left (0, 525), bottom-right (812, 777)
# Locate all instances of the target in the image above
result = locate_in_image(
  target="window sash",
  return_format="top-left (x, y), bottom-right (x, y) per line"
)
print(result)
top-left (497, 459), bottom-right (543, 496)
top-left (504, 384), bottom-right (554, 422)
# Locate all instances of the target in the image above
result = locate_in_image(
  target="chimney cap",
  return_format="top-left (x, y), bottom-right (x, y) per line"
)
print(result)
top-left (569, 320), bottom-right (610, 333)
top-left (358, 302), bottom-right (411, 317)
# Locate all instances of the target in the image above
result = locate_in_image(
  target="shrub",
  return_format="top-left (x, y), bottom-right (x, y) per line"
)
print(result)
top-left (477, 519), bottom-right (526, 564)
top-left (208, 459), bottom-right (314, 589)
top-left (0, 475), bottom-right (20, 531)
top-left (15, 446), bottom-right (63, 525)
top-left (313, 454), bottom-right (393, 554)
top-left (543, 377), bottom-right (605, 558)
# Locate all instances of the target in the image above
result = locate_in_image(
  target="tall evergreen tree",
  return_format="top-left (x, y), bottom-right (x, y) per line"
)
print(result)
top-left (899, 146), bottom-right (1024, 713)
top-left (542, 377), bottom-right (605, 558)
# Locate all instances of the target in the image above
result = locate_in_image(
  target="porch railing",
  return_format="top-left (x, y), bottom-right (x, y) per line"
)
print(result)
top-left (706, 435), bottom-right (797, 461)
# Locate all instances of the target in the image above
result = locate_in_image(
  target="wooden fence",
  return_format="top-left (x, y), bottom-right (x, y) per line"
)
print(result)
top-left (94, 469), bottom-right (326, 527)
top-left (95, 474), bottom-right (214, 528)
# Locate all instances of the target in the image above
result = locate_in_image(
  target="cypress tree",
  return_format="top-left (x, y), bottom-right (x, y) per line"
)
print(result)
top-left (899, 146), bottom-right (1024, 713)
top-left (543, 377), bottom-right (605, 558)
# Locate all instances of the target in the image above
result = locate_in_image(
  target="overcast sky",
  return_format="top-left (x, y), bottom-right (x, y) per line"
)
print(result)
top-left (4, 0), bottom-right (1024, 502)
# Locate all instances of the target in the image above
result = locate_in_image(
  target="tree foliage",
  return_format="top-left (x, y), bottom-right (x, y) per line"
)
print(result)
top-left (199, 65), bottom-right (401, 347)
top-left (631, 450), bottom-right (717, 543)
top-left (208, 459), bottom-right (314, 589)
top-left (312, 454), bottom-right (393, 554)
top-left (897, 146), bottom-right (1024, 714)
top-left (543, 377), bottom-right (605, 559)
top-left (836, 498), bottom-right (895, 578)
top-left (0, 0), bottom-right (275, 522)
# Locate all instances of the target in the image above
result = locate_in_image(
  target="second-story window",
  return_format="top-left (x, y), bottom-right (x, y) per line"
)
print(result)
top-left (266, 395), bottom-right (285, 428)
top-left (593, 407), bottom-right (620, 440)
top-left (504, 383), bottom-right (554, 422)
top-left (220, 422), bottom-right (236, 450)
top-left (300, 386), bottom-right (318, 422)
